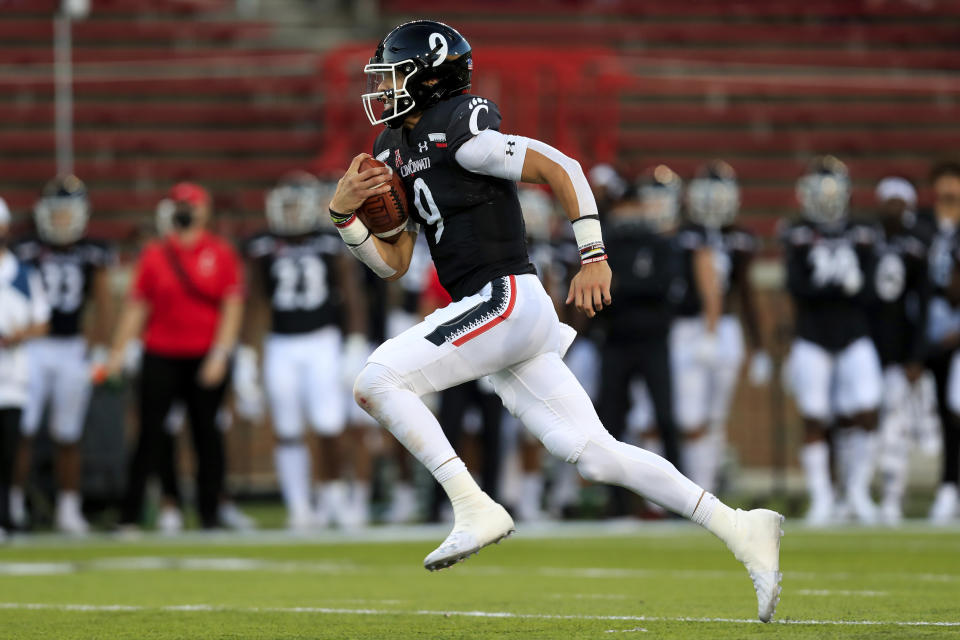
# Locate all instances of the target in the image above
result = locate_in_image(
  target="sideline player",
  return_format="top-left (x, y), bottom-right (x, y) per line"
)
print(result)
top-left (242, 172), bottom-right (366, 530)
top-left (868, 178), bottom-right (936, 525)
top-left (11, 175), bottom-right (115, 533)
top-left (677, 161), bottom-right (771, 493)
top-left (782, 157), bottom-right (882, 525)
top-left (330, 21), bottom-right (783, 622)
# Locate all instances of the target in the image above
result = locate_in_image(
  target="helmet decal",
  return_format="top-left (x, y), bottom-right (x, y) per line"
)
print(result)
top-left (429, 32), bottom-right (448, 67)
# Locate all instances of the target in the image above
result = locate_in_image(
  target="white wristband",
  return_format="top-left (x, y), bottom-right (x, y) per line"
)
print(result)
top-left (334, 215), bottom-right (397, 278)
top-left (572, 215), bottom-right (607, 264)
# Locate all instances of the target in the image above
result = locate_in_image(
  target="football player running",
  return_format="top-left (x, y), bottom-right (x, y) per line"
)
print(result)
top-left (675, 161), bottom-right (770, 494)
top-left (782, 157), bottom-right (883, 525)
top-left (242, 172), bottom-right (367, 530)
top-left (329, 21), bottom-right (783, 622)
top-left (11, 175), bottom-right (115, 534)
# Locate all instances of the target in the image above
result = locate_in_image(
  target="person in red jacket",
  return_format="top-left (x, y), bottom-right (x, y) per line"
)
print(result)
top-left (105, 183), bottom-right (244, 529)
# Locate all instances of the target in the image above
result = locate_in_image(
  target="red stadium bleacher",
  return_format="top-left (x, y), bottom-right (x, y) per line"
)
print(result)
top-left (1, 0), bottom-right (958, 232)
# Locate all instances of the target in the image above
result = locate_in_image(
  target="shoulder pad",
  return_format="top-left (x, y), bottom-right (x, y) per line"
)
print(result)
top-left (782, 220), bottom-right (814, 245)
top-left (245, 233), bottom-right (276, 259)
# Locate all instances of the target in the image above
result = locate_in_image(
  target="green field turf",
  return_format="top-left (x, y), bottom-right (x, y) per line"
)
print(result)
top-left (1, 522), bottom-right (958, 639)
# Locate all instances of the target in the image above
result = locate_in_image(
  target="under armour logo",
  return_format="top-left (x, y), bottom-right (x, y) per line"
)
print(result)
top-left (506, 141), bottom-right (516, 156)
top-left (418, 141), bottom-right (429, 153)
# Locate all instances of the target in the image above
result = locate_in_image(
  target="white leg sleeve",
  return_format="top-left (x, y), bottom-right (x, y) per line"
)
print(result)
top-left (490, 352), bottom-right (704, 517)
top-left (353, 362), bottom-right (464, 480)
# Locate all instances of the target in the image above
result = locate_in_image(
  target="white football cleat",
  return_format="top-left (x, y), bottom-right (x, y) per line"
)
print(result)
top-left (219, 502), bottom-right (256, 531)
top-left (158, 506), bottom-right (183, 535)
top-left (929, 483), bottom-right (958, 525)
top-left (849, 491), bottom-right (879, 526)
top-left (385, 484), bottom-right (418, 524)
top-left (55, 497), bottom-right (89, 535)
top-left (723, 508), bottom-right (784, 623)
top-left (879, 498), bottom-right (902, 527)
top-left (804, 496), bottom-right (834, 527)
top-left (424, 496), bottom-right (515, 571)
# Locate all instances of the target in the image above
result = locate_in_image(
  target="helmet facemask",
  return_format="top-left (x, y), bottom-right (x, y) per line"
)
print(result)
top-left (687, 178), bottom-right (740, 229)
top-left (797, 172), bottom-right (850, 225)
top-left (362, 59), bottom-right (419, 128)
top-left (639, 188), bottom-right (681, 233)
top-left (266, 183), bottom-right (323, 236)
top-left (35, 196), bottom-right (89, 245)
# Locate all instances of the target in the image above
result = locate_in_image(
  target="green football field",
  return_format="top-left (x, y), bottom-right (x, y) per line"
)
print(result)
top-left (1, 522), bottom-right (958, 639)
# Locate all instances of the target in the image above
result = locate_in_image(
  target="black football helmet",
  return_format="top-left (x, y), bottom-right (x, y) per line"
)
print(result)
top-left (265, 171), bottom-right (333, 235)
top-left (362, 20), bottom-right (472, 129)
top-left (686, 160), bottom-right (740, 229)
top-left (35, 174), bottom-right (89, 245)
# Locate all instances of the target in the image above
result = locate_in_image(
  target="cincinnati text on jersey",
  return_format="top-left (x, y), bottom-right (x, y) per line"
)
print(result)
top-left (400, 156), bottom-right (432, 178)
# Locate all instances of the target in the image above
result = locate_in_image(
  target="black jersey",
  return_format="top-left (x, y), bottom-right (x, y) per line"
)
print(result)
top-left (603, 220), bottom-right (684, 340)
top-left (12, 235), bottom-right (114, 337)
top-left (782, 219), bottom-right (877, 351)
top-left (244, 230), bottom-right (344, 335)
top-left (867, 226), bottom-right (929, 366)
top-left (372, 94), bottom-right (535, 301)
top-left (674, 222), bottom-right (758, 318)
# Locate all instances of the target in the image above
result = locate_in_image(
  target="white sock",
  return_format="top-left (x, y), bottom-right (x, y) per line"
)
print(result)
top-left (439, 468), bottom-right (487, 521)
top-left (9, 486), bottom-right (25, 525)
top-left (800, 440), bottom-right (833, 504)
top-left (846, 428), bottom-right (877, 498)
top-left (700, 493), bottom-right (740, 545)
top-left (683, 436), bottom-right (718, 494)
top-left (57, 490), bottom-right (81, 515)
top-left (317, 480), bottom-right (348, 519)
top-left (520, 473), bottom-right (543, 514)
top-left (274, 444), bottom-right (311, 519)
top-left (351, 481), bottom-right (371, 515)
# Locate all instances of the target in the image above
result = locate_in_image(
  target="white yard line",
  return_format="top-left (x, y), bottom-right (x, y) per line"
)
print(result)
top-left (0, 602), bottom-right (958, 627)
top-left (6, 520), bottom-right (959, 550)
top-left (1, 557), bottom-right (957, 586)
top-left (797, 589), bottom-right (888, 597)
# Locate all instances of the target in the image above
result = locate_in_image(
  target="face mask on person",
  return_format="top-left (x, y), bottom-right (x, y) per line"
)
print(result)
top-left (172, 205), bottom-right (194, 230)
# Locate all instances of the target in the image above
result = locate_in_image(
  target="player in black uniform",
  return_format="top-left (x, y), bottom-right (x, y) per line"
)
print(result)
top-left (11, 175), bottom-right (115, 534)
top-left (676, 161), bottom-right (771, 495)
top-left (868, 177), bottom-right (935, 525)
top-left (925, 162), bottom-right (960, 523)
top-left (241, 172), bottom-right (366, 530)
top-left (329, 21), bottom-right (782, 621)
top-left (782, 156), bottom-right (883, 525)
top-left (597, 167), bottom-right (686, 517)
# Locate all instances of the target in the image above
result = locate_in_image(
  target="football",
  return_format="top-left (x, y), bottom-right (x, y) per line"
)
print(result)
top-left (356, 157), bottom-right (409, 244)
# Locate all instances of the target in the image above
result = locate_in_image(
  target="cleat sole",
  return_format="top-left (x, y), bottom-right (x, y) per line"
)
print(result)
top-left (424, 529), bottom-right (515, 572)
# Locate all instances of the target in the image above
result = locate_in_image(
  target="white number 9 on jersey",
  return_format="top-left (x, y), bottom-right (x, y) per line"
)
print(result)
top-left (413, 177), bottom-right (444, 243)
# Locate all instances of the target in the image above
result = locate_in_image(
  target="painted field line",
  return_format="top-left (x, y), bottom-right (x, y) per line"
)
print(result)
top-left (1, 557), bottom-right (957, 587)
top-left (0, 602), bottom-right (958, 627)
top-left (796, 589), bottom-right (888, 597)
